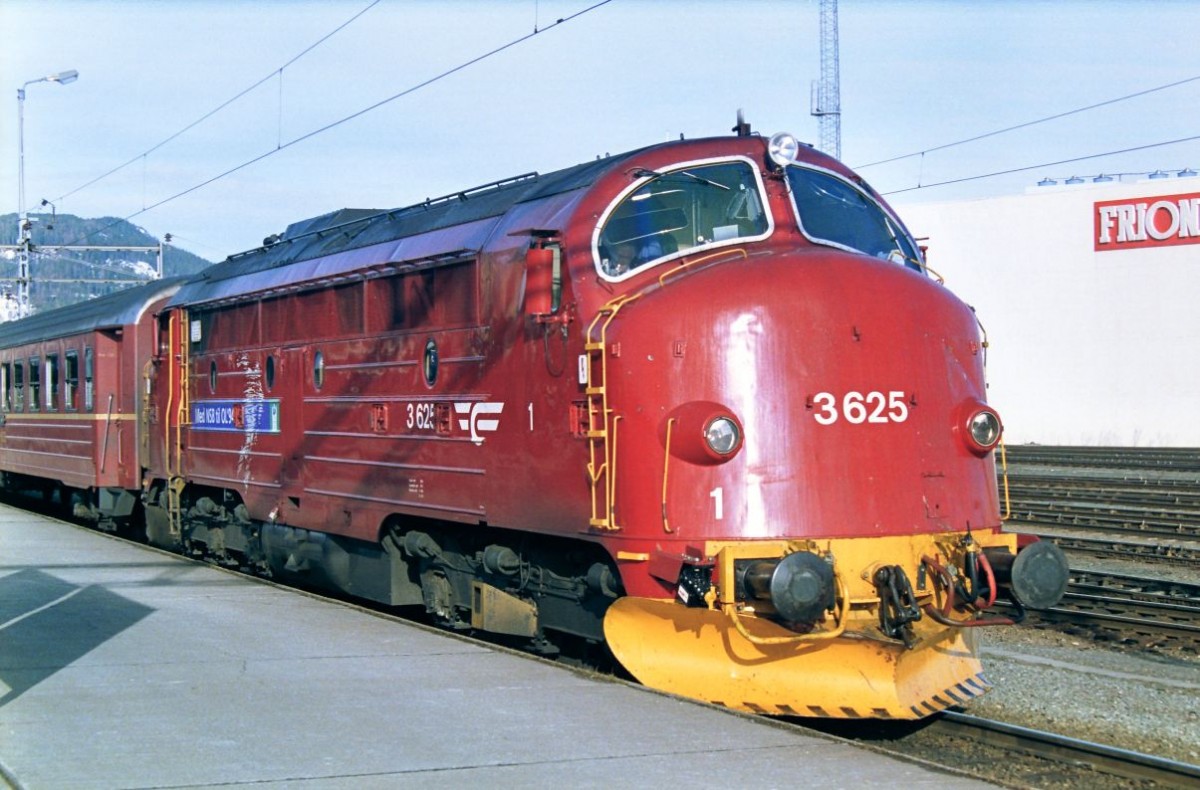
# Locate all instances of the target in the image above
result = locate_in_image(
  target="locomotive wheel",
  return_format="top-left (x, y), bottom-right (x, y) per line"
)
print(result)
top-left (604, 596), bottom-right (989, 719)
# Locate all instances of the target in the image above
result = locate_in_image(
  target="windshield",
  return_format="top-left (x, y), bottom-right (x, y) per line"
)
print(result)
top-left (595, 159), bottom-right (771, 278)
top-left (786, 166), bottom-right (922, 270)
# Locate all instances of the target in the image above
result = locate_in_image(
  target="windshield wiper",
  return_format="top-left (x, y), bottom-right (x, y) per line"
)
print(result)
top-left (631, 168), bottom-right (730, 191)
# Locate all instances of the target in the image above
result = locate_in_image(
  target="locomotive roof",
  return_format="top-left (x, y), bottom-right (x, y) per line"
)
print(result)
top-left (0, 277), bottom-right (187, 349)
top-left (169, 145), bottom-right (652, 307)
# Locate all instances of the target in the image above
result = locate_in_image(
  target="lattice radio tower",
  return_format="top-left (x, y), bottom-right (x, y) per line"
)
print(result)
top-left (810, 0), bottom-right (841, 160)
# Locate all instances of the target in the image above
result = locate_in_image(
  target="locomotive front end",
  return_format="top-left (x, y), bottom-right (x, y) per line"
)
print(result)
top-left (578, 134), bottom-right (1067, 718)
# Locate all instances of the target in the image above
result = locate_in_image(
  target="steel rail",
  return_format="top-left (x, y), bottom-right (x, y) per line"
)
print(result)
top-left (1011, 509), bottom-right (1200, 539)
top-left (994, 565), bottom-right (1200, 650)
top-left (1003, 446), bottom-right (1200, 472)
top-left (933, 711), bottom-right (1200, 786)
top-left (1045, 534), bottom-right (1200, 565)
top-left (1070, 568), bottom-right (1200, 603)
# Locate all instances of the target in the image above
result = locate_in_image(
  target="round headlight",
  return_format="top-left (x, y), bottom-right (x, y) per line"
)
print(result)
top-left (704, 416), bottom-right (741, 456)
top-left (767, 132), bottom-right (800, 167)
top-left (967, 409), bottom-right (1002, 451)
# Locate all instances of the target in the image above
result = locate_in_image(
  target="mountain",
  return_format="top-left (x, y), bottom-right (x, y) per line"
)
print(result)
top-left (0, 213), bottom-right (215, 316)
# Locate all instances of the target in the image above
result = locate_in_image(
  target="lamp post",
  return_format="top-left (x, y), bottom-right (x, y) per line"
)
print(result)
top-left (15, 69), bottom-right (78, 318)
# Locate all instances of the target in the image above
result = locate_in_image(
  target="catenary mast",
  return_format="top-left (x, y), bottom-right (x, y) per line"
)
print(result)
top-left (811, 0), bottom-right (841, 160)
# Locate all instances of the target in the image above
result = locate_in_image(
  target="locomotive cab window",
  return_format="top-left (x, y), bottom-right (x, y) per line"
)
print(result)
top-left (595, 158), bottom-right (772, 279)
top-left (785, 165), bottom-right (922, 270)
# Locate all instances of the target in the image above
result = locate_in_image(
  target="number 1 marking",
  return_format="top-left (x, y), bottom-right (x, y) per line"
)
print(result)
top-left (710, 486), bottom-right (724, 520)
top-left (528, 402), bottom-right (534, 431)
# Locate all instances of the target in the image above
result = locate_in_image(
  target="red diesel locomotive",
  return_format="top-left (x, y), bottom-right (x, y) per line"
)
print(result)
top-left (0, 126), bottom-right (1068, 719)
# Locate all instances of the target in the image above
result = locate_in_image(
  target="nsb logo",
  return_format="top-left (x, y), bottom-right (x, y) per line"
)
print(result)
top-left (454, 402), bottom-right (504, 445)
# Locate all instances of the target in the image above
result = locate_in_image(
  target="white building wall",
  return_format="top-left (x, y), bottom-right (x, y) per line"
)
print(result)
top-left (895, 179), bottom-right (1200, 447)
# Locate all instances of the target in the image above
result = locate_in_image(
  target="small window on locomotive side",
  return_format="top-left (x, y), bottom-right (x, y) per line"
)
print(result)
top-left (65, 351), bottom-right (79, 411)
top-left (45, 354), bottom-right (59, 411)
top-left (84, 348), bottom-right (94, 411)
top-left (27, 357), bottom-right (40, 412)
top-left (13, 362), bottom-right (24, 412)
top-left (193, 310), bottom-right (215, 354)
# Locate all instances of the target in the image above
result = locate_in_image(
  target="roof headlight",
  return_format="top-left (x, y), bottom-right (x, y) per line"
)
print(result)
top-left (965, 408), bottom-right (1002, 453)
top-left (768, 132), bottom-right (800, 167)
top-left (704, 416), bottom-right (741, 456)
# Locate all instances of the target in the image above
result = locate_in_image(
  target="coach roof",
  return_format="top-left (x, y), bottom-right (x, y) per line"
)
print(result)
top-left (0, 277), bottom-right (187, 349)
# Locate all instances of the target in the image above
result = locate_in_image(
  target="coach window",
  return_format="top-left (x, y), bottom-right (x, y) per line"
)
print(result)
top-left (595, 158), bottom-right (772, 280)
top-left (1, 363), bottom-right (8, 412)
top-left (13, 363), bottom-right (24, 412)
top-left (64, 351), bottom-right (79, 411)
top-left (45, 354), bottom-right (59, 411)
top-left (84, 348), bottom-right (94, 411)
top-left (28, 357), bottom-right (40, 412)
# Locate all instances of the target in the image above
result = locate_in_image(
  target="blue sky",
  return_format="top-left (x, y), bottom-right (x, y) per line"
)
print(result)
top-left (3, 0), bottom-right (1198, 259)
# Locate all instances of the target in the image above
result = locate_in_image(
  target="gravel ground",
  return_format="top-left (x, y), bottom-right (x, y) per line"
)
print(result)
top-left (972, 624), bottom-right (1200, 765)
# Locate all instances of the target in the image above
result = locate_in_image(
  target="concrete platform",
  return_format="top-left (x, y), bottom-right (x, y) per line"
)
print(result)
top-left (0, 503), bottom-right (991, 789)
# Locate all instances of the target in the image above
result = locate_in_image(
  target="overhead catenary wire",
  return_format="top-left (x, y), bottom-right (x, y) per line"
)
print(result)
top-left (60, 0), bottom-right (616, 249)
top-left (51, 0), bottom-right (383, 205)
top-left (882, 133), bottom-right (1200, 196)
top-left (857, 74), bottom-right (1200, 170)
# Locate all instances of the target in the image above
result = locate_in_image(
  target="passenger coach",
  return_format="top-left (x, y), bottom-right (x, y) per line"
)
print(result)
top-left (0, 279), bottom-right (183, 530)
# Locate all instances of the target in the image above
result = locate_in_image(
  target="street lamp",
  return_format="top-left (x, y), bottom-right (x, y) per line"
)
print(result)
top-left (15, 68), bottom-right (78, 318)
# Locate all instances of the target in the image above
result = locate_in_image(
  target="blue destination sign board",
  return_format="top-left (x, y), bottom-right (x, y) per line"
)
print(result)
top-left (192, 399), bottom-right (281, 433)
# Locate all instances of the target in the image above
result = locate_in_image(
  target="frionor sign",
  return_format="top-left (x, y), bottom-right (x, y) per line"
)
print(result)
top-left (1094, 191), bottom-right (1200, 251)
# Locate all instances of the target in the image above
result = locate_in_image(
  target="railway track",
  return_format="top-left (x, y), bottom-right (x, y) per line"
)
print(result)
top-left (1001, 444), bottom-right (1200, 561)
top-left (999, 568), bottom-right (1200, 653)
top-left (799, 709), bottom-right (1200, 788)
top-left (1003, 445), bottom-right (1200, 473)
top-left (927, 711), bottom-right (1200, 787)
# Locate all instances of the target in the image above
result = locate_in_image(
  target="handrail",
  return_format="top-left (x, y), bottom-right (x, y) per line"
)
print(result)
top-left (999, 437), bottom-right (1011, 521)
top-left (657, 247), bottom-right (748, 288)
top-left (661, 417), bottom-right (676, 533)
top-left (726, 572), bottom-right (850, 646)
